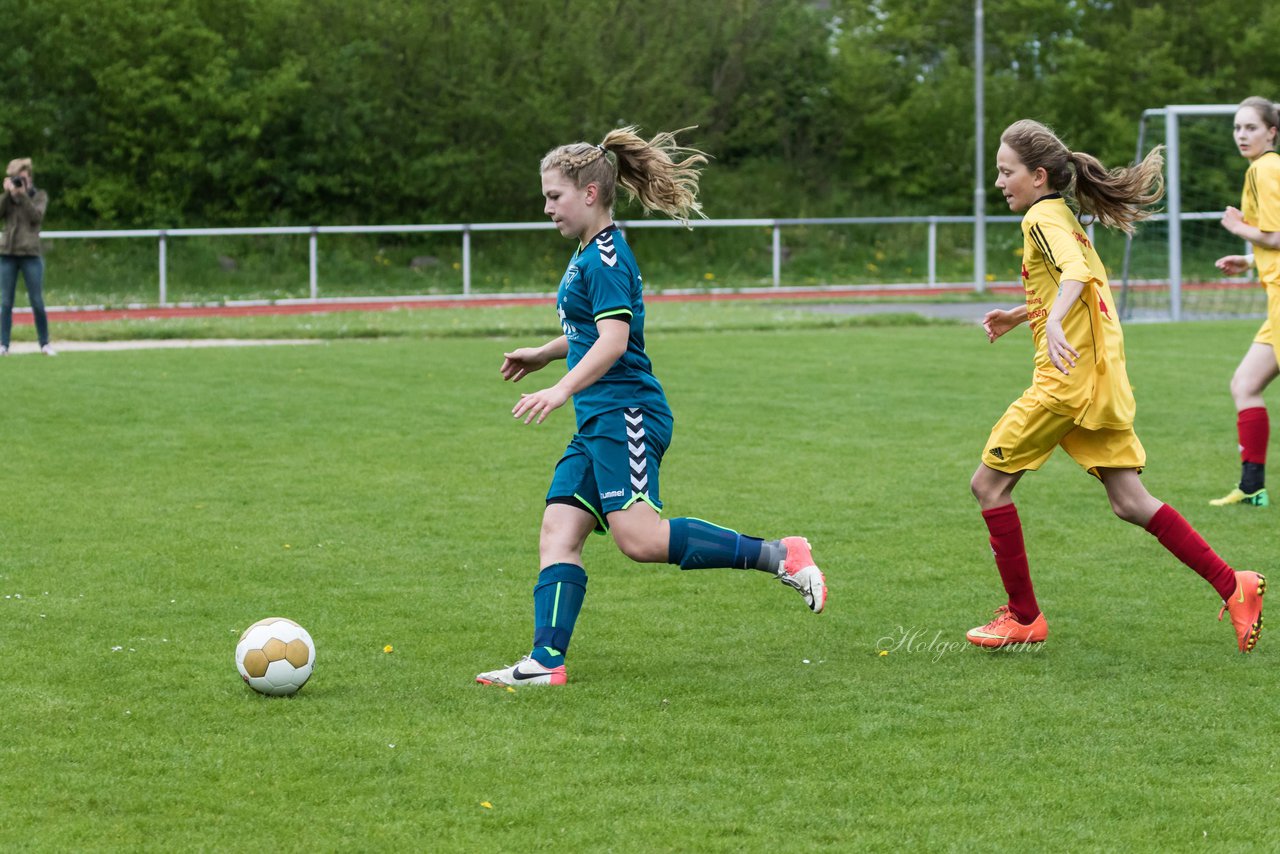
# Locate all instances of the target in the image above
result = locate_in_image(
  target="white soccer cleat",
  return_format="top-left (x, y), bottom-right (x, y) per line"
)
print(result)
top-left (40, 344), bottom-right (56, 356)
top-left (777, 536), bottom-right (827, 614)
top-left (475, 655), bottom-right (567, 687)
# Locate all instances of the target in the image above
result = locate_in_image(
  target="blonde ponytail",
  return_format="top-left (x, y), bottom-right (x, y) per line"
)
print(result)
top-left (541, 127), bottom-right (709, 223)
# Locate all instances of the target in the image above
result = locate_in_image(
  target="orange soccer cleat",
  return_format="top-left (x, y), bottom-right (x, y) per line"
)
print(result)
top-left (776, 536), bottom-right (827, 614)
top-left (1218, 571), bottom-right (1267, 653)
top-left (966, 605), bottom-right (1048, 648)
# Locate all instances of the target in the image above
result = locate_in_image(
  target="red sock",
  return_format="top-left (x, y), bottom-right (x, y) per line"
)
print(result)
top-left (1238, 407), bottom-right (1269, 464)
top-left (1145, 504), bottom-right (1237, 600)
top-left (982, 504), bottom-right (1039, 623)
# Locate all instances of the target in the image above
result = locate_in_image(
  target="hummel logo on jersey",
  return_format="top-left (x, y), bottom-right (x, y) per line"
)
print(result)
top-left (596, 232), bottom-right (618, 268)
top-left (989, 447), bottom-right (1004, 460)
top-left (558, 303), bottom-right (579, 339)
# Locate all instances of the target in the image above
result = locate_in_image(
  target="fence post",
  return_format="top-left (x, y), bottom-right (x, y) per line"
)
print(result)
top-left (462, 226), bottom-right (472, 296)
top-left (158, 231), bottom-right (168, 306)
top-left (309, 228), bottom-right (318, 300)
top-left (771, 224), bottom-right (781, 288)
top-left (927, 217), bottom-right (938, 287)
top-left (1166, 110), bottom-right (1183, 322)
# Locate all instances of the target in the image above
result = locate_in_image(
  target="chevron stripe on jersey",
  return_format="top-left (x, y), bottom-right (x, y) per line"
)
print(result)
top-left (596, 230), bottom-right (618, 268)
top-left (625, 408), bottom-right (649, 493)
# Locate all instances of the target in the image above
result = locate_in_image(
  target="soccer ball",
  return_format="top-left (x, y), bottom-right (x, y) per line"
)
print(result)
top-left (235, 617), bottom-right (315, 696)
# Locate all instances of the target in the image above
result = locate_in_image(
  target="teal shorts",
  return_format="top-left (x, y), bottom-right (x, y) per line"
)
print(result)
top-left (547, 406), bottom-right (673, 532)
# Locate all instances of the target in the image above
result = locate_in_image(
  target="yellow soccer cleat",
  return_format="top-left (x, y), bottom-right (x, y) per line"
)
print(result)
top-left (1209, 487), bottom-right (1270, 507)
top-left (1219, 571), bottom-right (1266, 653)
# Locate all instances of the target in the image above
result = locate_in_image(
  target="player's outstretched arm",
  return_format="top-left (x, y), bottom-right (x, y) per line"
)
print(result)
top-left (982, 305), bottom-right (1028, 343)
top-left (512, 320), bottom-right (628, 425)
top-left (501, 336), bottom-right (568, 383)
top-left (1216, 254), bottom-right (1254, 275)
top-left (1223, 206), bottom-right (1280, 250)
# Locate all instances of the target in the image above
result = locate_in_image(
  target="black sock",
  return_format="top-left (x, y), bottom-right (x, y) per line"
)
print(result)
top-left (1241, 462), bottom-right (1266, 495)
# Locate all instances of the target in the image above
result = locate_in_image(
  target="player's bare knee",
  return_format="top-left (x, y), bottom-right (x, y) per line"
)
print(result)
top-left (971, 472), bottom-right (1005, 507)
top-left (1109, 498), bottom-right (1135, 523)
top-left (969, 471), bottom-right (987, 502)
top-left (540, 519), bottom-right (583, 558)
top-left (1229, 373), bottom-right (1255, 405)
top-left (1108, 494), bottom-right (1144, 525)
top-left (538, 516), bottom-right (562, 545)
top-left (610, 529), bottom-right (654, 563)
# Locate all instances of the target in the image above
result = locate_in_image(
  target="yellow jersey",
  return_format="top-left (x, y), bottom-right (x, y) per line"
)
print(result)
top-left (1241, 150), bottom-right (1280, 288)
top-left (1019, 194), bottom-right (1135, 430)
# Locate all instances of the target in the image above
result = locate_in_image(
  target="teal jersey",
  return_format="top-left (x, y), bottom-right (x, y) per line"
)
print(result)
top-left (556, 225), bottom-right (670, 429)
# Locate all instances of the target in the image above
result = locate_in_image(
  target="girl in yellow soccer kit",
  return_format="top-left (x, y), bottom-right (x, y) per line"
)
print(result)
top-left (1211, 96), bottom-right (1280, 507)
top-left (967, 119), bottom-right (1265, 653)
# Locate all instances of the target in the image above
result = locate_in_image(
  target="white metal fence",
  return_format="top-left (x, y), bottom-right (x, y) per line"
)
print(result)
top-left (63, 210), bottom-right (1268, 311)
top-left (43, 216), bottom-right (1035, 307)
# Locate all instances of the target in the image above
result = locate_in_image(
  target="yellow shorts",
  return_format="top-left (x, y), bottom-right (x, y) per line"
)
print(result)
top-left (1251, 285), bottom-right (1280, 354)
top-left (981, 394), bottom-right (1146, 478)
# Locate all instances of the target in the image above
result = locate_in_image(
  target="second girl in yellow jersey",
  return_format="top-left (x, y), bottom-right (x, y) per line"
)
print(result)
top-left (967, 119), bottom-right (1265, 654)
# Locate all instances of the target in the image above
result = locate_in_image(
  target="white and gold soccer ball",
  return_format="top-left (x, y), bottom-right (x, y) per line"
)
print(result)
top-left (235, 617), bottom-right (315, 696)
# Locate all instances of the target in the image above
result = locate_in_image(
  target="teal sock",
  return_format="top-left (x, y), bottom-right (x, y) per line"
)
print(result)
top-left (530, 563), bottom-right (587, 667)
top-left (667, 517), bottom-right (782, 572)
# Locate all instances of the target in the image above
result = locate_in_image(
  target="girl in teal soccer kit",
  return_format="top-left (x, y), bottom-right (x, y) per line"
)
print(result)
top-left (476, 128), bottom-right (827, 687)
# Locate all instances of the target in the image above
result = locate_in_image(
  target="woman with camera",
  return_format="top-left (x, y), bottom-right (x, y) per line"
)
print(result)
top-left (1, 157), bottom-right (53, 355)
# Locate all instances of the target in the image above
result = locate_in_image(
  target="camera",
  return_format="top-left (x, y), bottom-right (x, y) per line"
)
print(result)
top-left (9, 175), bottom-right (23, 189)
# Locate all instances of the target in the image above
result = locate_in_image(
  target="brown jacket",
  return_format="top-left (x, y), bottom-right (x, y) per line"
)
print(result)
top-left (0, 187), bottom-right (47, 255)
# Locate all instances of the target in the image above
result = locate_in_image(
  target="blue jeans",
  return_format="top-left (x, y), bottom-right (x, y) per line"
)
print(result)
top-left (0, 254), bottom-right (49, 347)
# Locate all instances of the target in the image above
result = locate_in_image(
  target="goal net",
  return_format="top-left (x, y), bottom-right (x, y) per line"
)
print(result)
top-left (1118, 104), bottom-right (1265, 321)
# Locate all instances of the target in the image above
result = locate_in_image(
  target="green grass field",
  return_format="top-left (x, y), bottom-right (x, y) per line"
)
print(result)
top-left (3, 308), bottom-right (1276, 851)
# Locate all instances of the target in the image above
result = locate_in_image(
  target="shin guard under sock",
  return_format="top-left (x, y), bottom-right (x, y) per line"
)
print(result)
top-left (667, 517), bottom-right (783, 572)
top-left (982, 503), bottom-right (1040, 624)
top-left (530, 563), bottom-right (587, 666)
top-left (1145, 504), bottom-right (1237, 601)
top-left (1238, 407), bottom-right (1268, 492)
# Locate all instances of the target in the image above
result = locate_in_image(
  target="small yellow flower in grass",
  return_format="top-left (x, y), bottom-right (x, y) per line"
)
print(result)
top-left (383, 645), bottom-right (394, 654)
top-left (703, 272), bottom-right (715, 281)
top-left (481, 801), bottom-right (493, 809)
top-left (878, 650), bottom-right (889, 657)
top-left (505, 686), bottom-right (516, 693)
top-left (284, 544), bottom-right (291, 549)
